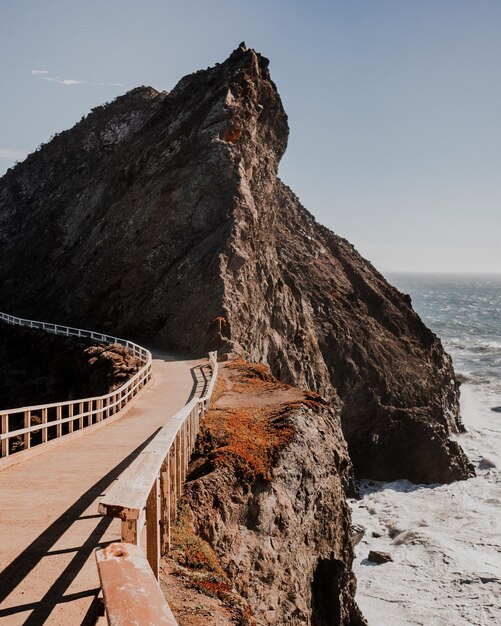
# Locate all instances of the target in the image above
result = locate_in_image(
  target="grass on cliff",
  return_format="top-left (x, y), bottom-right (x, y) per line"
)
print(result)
top-left (199, 357), bottom-right (327, 485)
top-left (167, 358), bottom-right (328, 625)
top-left (198, 358), bottom-right (297, 483)
top-left (226, 358), bottom-right (291, 395)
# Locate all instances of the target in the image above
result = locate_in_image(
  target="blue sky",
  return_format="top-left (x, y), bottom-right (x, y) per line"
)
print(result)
top-left (1, 0), bottom-right (500, 273)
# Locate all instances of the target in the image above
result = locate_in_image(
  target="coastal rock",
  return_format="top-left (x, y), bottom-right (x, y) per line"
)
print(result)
top-left (175, 360), bottom-right (366, 626)
top-left (0, 45), bottom-right (473, 483)
top-left (368, 551), bottom-right (393, 565)
top-left (352, 525), bottom-right (365, 546)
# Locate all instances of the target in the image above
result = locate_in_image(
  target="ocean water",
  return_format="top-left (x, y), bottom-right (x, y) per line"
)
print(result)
top-left (351, 273), bottom-right (501, 626)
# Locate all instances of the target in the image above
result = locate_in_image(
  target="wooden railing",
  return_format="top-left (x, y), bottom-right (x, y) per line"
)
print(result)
top-left (96, 352), bottom-right (218, 626)
top-left (0, 311), bottom-right (152, 464)
top-left (96, 543), bottom-right (178, 625)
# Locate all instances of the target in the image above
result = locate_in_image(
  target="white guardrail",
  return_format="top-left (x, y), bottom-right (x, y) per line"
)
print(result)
top-left (0, 311), bottom-right (152, 461)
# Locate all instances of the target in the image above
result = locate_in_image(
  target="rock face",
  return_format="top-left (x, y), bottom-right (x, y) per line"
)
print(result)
top-left (176, 360), bottom-right (366, 626)
top-left (0, 44), bottom-right (473, 483)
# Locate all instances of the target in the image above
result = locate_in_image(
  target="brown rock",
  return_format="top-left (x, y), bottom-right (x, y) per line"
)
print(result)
top-left (352, 525), bottom-right (365, 546)
top-left (0, 45), bottom-right (473, 483)
top-left (182, 361), bottom-right (366, 626)
top-left (368, 550), bottom-right (393, 564)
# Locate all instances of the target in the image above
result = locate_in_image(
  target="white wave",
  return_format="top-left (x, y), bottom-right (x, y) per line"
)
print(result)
top-left (351, 384), bottom-right (501, 625)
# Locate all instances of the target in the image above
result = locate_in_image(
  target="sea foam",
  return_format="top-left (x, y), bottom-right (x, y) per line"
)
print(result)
top-left (352, 274), bottom-right (501, 625)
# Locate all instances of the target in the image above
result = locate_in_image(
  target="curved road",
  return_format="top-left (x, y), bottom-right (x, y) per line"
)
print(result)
top-left (0, 350), bottom-right (200, 625)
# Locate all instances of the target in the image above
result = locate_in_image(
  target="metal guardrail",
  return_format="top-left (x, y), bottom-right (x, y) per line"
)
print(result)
top-left (96, 351), bottom-right (218, 626)
top-left (0, 311), bottom-right (152, 462)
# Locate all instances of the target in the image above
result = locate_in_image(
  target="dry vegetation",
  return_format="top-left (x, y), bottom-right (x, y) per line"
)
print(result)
top-left (226, 357), bottom-right (290, 394)
top-left (197, 358), bottom-right (297, 483)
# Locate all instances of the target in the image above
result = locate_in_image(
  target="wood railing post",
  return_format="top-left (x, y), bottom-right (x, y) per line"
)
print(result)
top-left (121, 518), bottom-right (139, 545)
top-left (79, 402), bottom-right (84, 430)
top-left (68, 404), bottom-right (74, 433)
top-left (95, 542), bottom-right (176, 624)
top-left (146, 478), bottom-right (160, 579)
top-left (180, 426), bottom-right (186, 483)
top-left (190, 411), bottom-right (194, 451)
top-left (169, 445), bottom-right (177, 524)
top-left (184, 423), bottom-right (189, 475)
top-left (41, 408), bottom-right (48, 442)
top-left (1, 414), bottom-right (8, 458)
top-left (56, 405), bottom-right (62, 438)
top-left (24, 411), bottom-right (30, 449)
top-left (160, 456), bottom-right (170, 554)
top-left (176, 432), bottom-right (182, 497)
top-left (192, 407), bottom-right (197, 451)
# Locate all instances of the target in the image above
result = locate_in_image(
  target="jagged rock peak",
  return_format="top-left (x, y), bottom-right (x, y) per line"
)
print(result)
top-left (156, 42), bottom-right (289, 170)
top-left (0, 46), bottom-right (473, 486)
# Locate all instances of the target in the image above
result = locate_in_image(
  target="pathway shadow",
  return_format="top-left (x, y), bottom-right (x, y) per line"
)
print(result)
top-left (0, 430), bottom-right (160, 625)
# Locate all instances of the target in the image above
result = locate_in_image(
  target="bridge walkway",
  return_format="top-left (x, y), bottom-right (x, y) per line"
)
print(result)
top-left (0, 350), bottom-right (200, 625)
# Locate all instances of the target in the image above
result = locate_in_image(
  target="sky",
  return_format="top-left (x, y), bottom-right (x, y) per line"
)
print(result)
top-left (1, 0), bottom-right (500, 274)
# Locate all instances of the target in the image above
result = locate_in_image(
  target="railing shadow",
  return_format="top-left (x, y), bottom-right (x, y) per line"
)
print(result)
top-left (187, 363), bottom-right (211, 402)
top-left (0, 430), bottom-right (161, 625)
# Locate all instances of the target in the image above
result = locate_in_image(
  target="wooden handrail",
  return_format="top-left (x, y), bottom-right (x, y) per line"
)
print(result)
top-left (0, 311), bottom-right (153, 464)
top-left (96, 542), bottom-right (178, 626)
top-left (98, 399), bottom-right (198, 520)
top-left (96, 352), bottom-right (218, 625)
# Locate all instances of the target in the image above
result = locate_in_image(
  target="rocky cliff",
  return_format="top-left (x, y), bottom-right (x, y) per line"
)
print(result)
top-left (162, 359), bottom-right (366, 626)
top-left (0, 43), bottom-right (473, 483)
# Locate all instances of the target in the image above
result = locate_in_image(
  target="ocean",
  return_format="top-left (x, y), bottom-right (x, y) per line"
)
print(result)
top-left (351, 273), bottom-right (501, 626)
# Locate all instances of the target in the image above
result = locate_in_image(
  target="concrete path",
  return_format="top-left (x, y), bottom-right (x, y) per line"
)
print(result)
top-left (0, 351), bottom-right (200, 625)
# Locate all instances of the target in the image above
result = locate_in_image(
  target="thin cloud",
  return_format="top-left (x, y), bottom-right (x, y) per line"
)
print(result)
top-left (0, 148), bottom-right (28, 160)
top-left (33, 69), bottom-right (123, 88)
top-left (91, 81), bottom-right (124, 87)
top-left (43, 76), bottom-right (86, 85)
